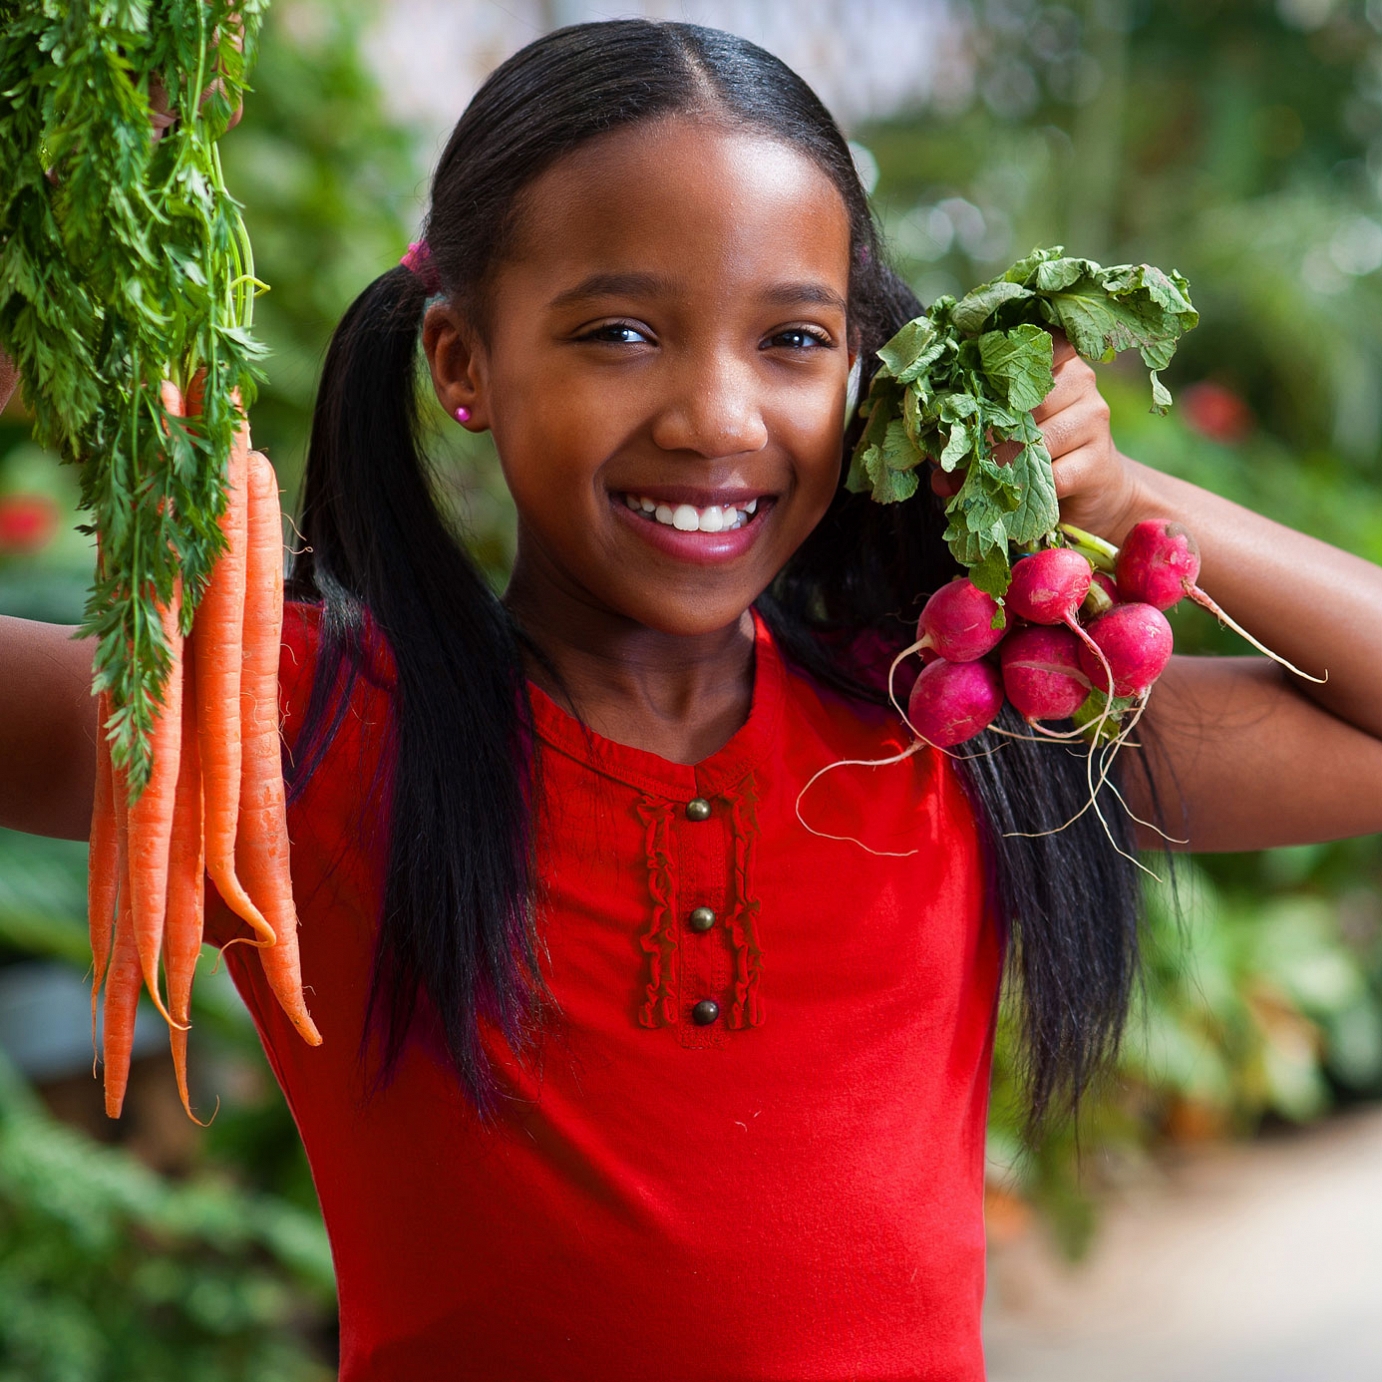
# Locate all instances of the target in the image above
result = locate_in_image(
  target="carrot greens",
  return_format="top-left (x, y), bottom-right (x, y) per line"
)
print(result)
top-left (0, 0), bottom-right (268, 794)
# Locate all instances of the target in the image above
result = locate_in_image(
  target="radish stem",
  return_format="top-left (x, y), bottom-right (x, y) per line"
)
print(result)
top-left (1058, 522), bottom-right (1119, 571)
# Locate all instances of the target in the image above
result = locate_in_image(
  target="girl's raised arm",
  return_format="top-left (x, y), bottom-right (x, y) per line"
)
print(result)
top-left (1111, 466), bottom-right (1382, 851)
top-left (1031, 339), bottom-right (1382, 852)
top-left (0, 616), bottom-right (99, 840)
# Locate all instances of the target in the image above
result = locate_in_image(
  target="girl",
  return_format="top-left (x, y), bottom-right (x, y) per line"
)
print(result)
top-left (4, 18), bottom-right (1382, 1381)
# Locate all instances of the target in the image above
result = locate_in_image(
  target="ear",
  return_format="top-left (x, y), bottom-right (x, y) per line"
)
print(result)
top-left (422, 302), bottom-right (489, 430)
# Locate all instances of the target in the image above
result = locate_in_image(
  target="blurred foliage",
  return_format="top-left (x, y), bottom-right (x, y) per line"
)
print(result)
top-left (0, 1040), bottom-right (332, 1382)
top-left (859, 0), bottom-right (1382, 1251)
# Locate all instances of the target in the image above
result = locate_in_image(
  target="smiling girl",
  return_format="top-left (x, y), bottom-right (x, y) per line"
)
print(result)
top-left (3, 18), bottom-right (1382, 1382)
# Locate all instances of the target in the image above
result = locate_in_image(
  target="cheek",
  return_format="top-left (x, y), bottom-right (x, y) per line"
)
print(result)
top-left (776, 398), bottom-right (846, 508)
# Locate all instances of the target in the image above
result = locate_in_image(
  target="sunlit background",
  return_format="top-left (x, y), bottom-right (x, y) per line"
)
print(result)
top-left (2, 1), bottom-right (1381, 1376)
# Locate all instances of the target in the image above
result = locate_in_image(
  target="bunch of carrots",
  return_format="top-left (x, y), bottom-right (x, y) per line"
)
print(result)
top-left (88, 380), bottom-right (320, 1123)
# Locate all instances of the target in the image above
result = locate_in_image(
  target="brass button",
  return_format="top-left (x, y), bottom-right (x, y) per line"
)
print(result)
top-left (688, 906), bottom-right (716, 933)
top-left (685, 797), bottom-right (712, 822)
top-left (691, 999), bottom-right (720, 1026)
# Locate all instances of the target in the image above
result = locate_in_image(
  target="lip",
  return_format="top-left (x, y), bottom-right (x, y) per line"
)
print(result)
top-left (610, 491), bottom-right (775, 566)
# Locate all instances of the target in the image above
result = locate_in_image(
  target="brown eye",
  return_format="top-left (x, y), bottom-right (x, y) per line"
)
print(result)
top-left (766, 328), bottom-right (831, 351)
top-left (580, 322), bottom-right (651, 345)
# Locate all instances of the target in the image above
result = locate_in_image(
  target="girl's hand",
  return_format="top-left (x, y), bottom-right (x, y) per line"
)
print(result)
top-left (929, 331), bottom-right (1142, 545)
top-left (148, 36), bottom-right (245, 145)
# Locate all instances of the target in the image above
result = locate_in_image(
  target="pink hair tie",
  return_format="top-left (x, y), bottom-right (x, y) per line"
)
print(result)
top-left (401, 240), bottom-right (441, 293)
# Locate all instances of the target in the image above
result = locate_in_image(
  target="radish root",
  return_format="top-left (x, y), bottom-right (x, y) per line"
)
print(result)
top-left (795, 742), bottom-right (927, 857)
top-left (1004, 691), bottom-right (1165, 881)
top-left (1188, 587), bottom-right (1325, 684)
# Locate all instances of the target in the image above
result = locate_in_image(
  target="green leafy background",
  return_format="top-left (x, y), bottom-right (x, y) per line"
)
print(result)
top-left (1, 0), bottom-right (1381, 1372)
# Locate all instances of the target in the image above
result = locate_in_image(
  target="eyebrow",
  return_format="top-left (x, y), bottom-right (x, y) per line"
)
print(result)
top-left (547, 272), bottom-right (670, 310)
top-left (760, 282), bottom-right (848, 314)
top-left (547, 272), bottom-right (847, 314)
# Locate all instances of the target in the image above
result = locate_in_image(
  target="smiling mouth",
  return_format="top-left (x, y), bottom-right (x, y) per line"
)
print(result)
top-left (617, 492), bottom-right (764, 534)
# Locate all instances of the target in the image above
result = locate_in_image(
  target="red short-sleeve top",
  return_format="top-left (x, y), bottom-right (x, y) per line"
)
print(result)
top-left (213, 603), bottom-right (1002, 1382)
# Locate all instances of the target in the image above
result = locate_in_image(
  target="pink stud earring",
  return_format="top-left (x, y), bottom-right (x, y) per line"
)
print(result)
top-left (453, 405), bottom-right (471, 424)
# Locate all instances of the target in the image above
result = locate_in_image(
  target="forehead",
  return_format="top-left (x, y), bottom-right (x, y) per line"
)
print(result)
top-left (501, 119), bottom-right (853, 299)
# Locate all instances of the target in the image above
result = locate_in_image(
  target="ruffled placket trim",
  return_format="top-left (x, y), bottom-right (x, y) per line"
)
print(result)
top-left (634, 797), bottom-right (679, 1029)
top-left (634, 769), bottom-right (765, 1032)
top-left (722, 772), bottom-right (764, 1030)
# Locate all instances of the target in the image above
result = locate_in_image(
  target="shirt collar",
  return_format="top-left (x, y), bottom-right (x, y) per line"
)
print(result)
top-left (526, 609), bottom-right (785, 801)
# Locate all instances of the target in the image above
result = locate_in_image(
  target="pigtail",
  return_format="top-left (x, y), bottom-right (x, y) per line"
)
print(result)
top-left (291, 267), bottom-right (545, 1112)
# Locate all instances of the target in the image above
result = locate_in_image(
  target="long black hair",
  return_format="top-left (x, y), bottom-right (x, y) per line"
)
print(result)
top-left (289, 19), bottom-right (1141, 1125)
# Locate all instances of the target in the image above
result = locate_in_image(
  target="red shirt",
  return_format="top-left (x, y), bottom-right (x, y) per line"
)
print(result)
top-left (213, 604), bottom-right (1000, 1381)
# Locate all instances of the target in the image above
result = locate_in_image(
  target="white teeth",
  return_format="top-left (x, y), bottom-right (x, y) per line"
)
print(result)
top-left (623, 494), bottom-right (761, 531)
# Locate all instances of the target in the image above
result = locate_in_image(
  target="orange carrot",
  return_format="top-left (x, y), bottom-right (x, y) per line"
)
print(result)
top-left (88, 689), bottom-right (118, 1047)
top-left (126, 581), bottom-right (185, 1026)
top-left (167, 644), bottom-right (208, 1121)
top-left (237, 450), bottom-right (321, 1045)
top-left (103, 793), bottom-right (140, 1119)
top-left (191, 392), bottom-right (274, 944)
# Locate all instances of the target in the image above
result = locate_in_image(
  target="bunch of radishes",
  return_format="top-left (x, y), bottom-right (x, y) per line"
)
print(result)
top-left (902, 516), bottom-right (1301, 748)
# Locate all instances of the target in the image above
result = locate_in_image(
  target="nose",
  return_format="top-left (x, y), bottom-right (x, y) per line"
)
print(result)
top-left (648, 348), bottom-right (770, 459)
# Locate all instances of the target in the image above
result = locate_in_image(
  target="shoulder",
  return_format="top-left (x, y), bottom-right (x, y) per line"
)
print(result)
top-left (279, 600), bottom-right (397, 754)
top-left (774, 619), bottom-right (920, 721)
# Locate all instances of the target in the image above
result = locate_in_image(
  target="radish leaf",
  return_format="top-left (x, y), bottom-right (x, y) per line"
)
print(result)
top-left (849, 246), bottom-right (1197, 594)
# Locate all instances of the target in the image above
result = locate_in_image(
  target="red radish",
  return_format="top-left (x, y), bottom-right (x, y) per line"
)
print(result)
top-left (914, 577), bottom-right (1006, 662)
top-left (1077, 603), bottom-right (1174, 697)
top-left (1115, 519), bottom-right (1322, 681)
top-left (907, 658), bottom-right (1005, 747)
top-left (1006, 547), bottom-right (1117, 697)
top-left (1115, 520), bottom-right (1197, 612)
top-left (1001, 626), bottom-right (1091, 722)
top-left (1006, 548), bottom-right (1093, 625)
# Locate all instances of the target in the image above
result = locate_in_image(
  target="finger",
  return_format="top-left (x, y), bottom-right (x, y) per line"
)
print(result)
top-left (1035, 380), bottom-right (1110, 455)
top-left (148, 73), bottom-right (178, 145)
top-left (1032, 352), bottom-right (1098, 424)
top-left (1049, 328), bottom-right (1075, 365)
top-left (1048, 442), bottom-right (1110, 501)
top-left (0, 349), bottom-right (20, 415)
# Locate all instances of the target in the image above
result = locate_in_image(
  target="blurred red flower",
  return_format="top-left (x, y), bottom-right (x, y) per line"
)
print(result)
top-left (1181, 381), bottom-right (1254, 445)
top-left (0, 494), bottom-right (61, 554)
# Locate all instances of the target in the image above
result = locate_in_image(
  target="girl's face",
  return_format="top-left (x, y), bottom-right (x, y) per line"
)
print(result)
top-left (425, 118), bottom-right (855, 641)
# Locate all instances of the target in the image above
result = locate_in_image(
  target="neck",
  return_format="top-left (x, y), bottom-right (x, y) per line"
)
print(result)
top-left (503, 557), bottom-right (756, 766)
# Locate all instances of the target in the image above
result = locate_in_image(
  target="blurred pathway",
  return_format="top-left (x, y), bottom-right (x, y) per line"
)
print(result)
top-left (984, 1106), bottom-right (1382, 1381)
